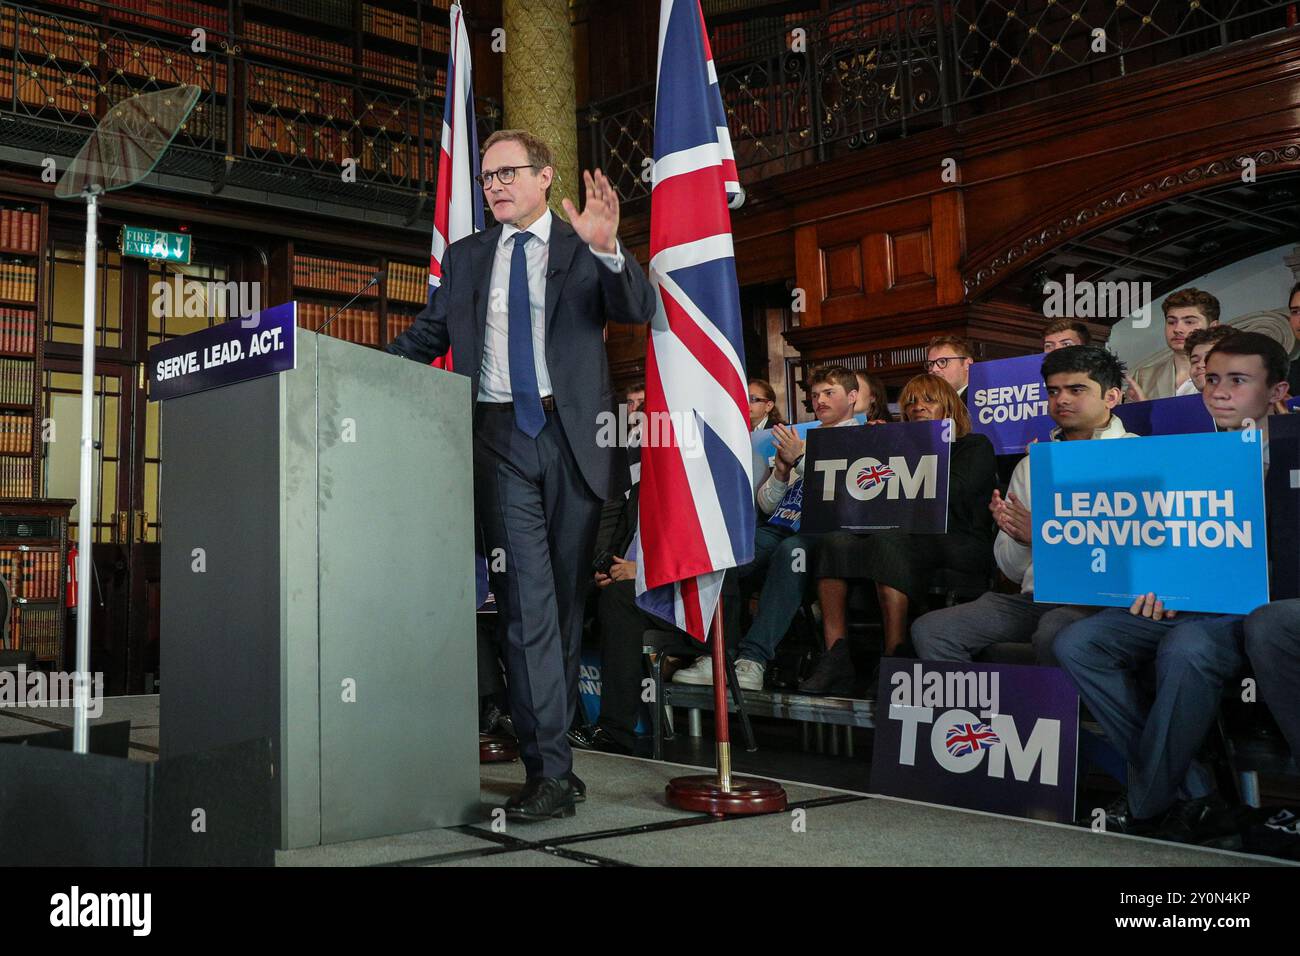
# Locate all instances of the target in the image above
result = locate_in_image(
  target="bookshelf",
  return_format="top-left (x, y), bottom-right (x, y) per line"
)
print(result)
top-left (279, 242), bottom-right (428, 349)
top-left (0, 1), bottom-right (461, 186)
top-left (0, 500), bottom-right (73, 671)
top-left (0, 195), bottom-right (47, 502)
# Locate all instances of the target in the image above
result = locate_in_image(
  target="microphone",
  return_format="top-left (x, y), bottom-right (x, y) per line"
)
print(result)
top-left (315, 269), bottom-right (385, 334)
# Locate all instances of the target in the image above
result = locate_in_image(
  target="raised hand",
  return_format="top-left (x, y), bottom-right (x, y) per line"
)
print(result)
top-left (562, 169), bottom-right (620, 255)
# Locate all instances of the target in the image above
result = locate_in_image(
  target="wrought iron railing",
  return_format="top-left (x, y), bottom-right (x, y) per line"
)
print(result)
top-left (0, 1), bottom-right (501, 219)
top-left (585, 0), bottom-right (1293, 203)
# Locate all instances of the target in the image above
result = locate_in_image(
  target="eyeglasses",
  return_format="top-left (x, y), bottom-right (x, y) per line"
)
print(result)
top-left (476, 165), bottom-right (539, 188)
top-left (748, 395), bottom-right (771, 404)
top-left (924, 356), bottom-right (967, 371)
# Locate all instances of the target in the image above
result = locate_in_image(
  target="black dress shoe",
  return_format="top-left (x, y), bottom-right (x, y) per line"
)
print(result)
top-left (504, 777), bottom-right (577, 822)
top-left (567, 723), bottom-right (598, 749)
top-left (1155, 794), bottom-right (1235, 844)
top-left (1088, 794), bottom-right (1159, 836)
top-left (798, 640), bottom-right (855, 696)
top-left (479, 701), bottom-right (515, 739)
top-left (568, 771), bottom-right (586, 803)
top-left (571, 725), bottom-right (634, 756)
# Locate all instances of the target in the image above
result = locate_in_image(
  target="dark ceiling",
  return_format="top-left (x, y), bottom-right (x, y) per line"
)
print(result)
top-left (1010, 171), bottom-right (1300, 315)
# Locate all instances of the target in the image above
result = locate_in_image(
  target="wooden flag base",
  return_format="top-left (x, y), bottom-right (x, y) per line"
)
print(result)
top-left (479, 733), bottom-right (518, 763)
top-left (665, 774), bottom-right (788, 817)
top-left (663, 598), bottom-right (787, 816)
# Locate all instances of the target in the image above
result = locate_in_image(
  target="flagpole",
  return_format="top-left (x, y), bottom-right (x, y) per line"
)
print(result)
top-left (709, 600), bottom-right (731, 792)
top-left (664, 599), bottom-right (786, 816)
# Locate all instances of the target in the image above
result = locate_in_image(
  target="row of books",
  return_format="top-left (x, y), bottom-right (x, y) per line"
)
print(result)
top-left (388, 262), bottom-right (429, 304)
top-left (294, 256), bottom-right (380, 296)
top-left (0, 358), bottom-right (35, 405)
top-left (244, 20), bottom-right (352, 74)
top-left (105, 38), bottom-right (227, 94)
top-left (0, 66), bottom-right (96, 117)
top-left (0, 8), bottom-right (96, 63)
top-left (0, 264), bottom-right (37, 304)
top-left (388, 311), bottom-right (415, 341)
top-left (702, 0), bottom-right (798, 14)
top-left (362, 5), bottom-right (452, 53)
top-left (105, 0), bottom-right (228, 37)
top-left (9, 604), bottom-right (61, 663)
top-left (294, 302), bottom-right (380, 346)
top-left (0, 457), bottom-right (33, 499)
top-left (252, 0), bottom-right (352, 30)
top-left (0, 548), bottom-right (62, 601)
top-left (0, 208), bottom-right (39, 254)
top-left (361, 50), bottom-right (420, 88)
top-left (0, 311), bottom-right (37, 354)
top-left (0, 414), bottom-right (33, 455)
top-left (247, 64), bottom-right (351, 117)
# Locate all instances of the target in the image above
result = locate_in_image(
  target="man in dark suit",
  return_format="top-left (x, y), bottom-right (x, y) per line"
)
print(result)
top-left (386, 129), bottom-right (656, 820)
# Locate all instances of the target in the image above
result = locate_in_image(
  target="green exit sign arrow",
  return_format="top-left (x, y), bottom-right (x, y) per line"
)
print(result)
top-left (120, 226), bottom-right (192, 264)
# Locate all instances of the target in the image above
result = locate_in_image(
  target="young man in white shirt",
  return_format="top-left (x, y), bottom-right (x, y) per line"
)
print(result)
top-left (1126, 287), bottom-right (1219, 401)
top-left (674, 365), bottom-right (860, 690)
top-left (912, 346), bottom-right (1136, 664)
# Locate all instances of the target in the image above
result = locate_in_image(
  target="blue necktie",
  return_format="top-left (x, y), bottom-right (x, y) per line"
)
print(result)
top-left (507, 230), bottom-right (545, 437)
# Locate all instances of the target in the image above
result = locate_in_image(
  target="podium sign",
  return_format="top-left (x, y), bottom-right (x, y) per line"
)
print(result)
top-left (148, 301), bottom-right (296, 402)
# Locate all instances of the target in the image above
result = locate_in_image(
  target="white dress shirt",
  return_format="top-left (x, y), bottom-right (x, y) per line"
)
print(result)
top-left (478, 208), bottom-right (626, 403)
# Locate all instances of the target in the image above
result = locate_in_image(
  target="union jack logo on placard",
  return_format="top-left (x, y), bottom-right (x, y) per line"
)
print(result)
top-left (945, 722), bottom-right (1001, 757)
top-left (855, 464), bottom-right (896, 490)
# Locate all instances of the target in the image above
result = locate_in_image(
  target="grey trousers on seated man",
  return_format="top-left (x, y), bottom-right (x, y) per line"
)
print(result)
top-left (911, 591), bottom-right (1097, 665)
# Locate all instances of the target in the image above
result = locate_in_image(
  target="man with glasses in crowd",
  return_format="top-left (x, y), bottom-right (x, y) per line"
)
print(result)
top-left (924, 335), bottom-right (975, 399)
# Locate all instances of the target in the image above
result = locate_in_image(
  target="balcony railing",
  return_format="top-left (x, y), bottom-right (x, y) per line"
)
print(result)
top-left (0, 0), bottom-right (501, 223)
top-left (584, 0), bottom-right (1293, 204)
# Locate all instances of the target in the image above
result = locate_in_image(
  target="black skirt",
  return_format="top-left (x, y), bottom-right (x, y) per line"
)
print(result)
top-left (814, 529), bottom-right (992, 603)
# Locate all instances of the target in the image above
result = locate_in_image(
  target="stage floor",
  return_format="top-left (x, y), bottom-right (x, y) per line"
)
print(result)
top-left (0, 695), bottom-right (1291, 867)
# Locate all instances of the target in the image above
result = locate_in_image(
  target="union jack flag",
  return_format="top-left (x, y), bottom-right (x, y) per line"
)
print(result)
top-left (855, 463), bottom-right (896, 490)
top-left (945, 722), bottom-right (1001, 757)
top-left (633, 0), bottom-right (753, 641)
top-left (427, 2), bottom-right (484, 371)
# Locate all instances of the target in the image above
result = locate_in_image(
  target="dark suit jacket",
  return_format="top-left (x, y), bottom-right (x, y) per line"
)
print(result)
top-left (386, 218), bottom-right (657, 500)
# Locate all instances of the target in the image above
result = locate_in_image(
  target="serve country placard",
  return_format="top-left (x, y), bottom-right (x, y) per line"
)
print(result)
top-left (1030, 432), bottom-right (1269, 614)
top-left (966, 355), bottom-right (1055, 455)
top-left (148, 301), bottom-right (297, 402)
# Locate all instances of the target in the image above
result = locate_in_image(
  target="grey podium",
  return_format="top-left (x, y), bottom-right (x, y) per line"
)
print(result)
top-left (159, 327), bottom-right (480, 849)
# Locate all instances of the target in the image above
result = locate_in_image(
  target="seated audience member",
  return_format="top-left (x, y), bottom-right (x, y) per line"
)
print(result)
top-left (925, 335), bottom-right (975, 399)
top-left (1175, 325), bottom-right (1237, 396)
top-left (1054, 332), bottom-right (1292, 842)
top-left (1244, 599), bottom-right (1300, 855)
top-left (1287, 281), bottom-right (1300, 400)
top-left (911, 346), bottom-right (1135, 665)
top-left (802, 374), bottom-right (996, 696)
top-left (1126, 287), bottom-right (1220, 401)
top-left (675, 365), bottom-right (861, 690)
top-left (748, 378), bottom-right (785, 431)
top-left (854, 370), bottom-right (894, 422)
top-left (1042, 319), bottom-right (1091, 352)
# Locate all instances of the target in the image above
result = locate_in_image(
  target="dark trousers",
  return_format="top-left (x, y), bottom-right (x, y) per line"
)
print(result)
top-left (595, 574), bottom-right (741, 750)
top-left (1055, 608), bottom-right (1244, 819)
top-left (474, 404), bottom-right (602, 779)
top-left (1244, 599), bottom-right (1300, 758)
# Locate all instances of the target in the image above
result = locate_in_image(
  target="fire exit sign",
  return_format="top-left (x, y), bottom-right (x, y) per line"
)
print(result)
top-left (120, 226), bottom-right (192, 264)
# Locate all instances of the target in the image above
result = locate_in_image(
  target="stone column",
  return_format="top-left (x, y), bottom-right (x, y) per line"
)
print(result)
top-left (501, 0), bottom-right (579, 216)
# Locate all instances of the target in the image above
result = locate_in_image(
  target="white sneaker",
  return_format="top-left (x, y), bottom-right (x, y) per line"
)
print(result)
top-left (672, 656), bottom-right (714, 685)
top-left (734, 658), bottom-right (765, 692)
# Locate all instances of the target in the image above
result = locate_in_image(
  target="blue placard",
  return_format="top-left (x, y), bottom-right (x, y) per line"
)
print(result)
top-left (967, 355), bottom-right (1055, 455)
top-left (1030, 432), bottom-right (1269, 614)
top-left (148, 301), bottom-right (297, 401)
top-left (799, 420), bottom-right (951, 534)
top-left (1113, 393), bottom-right (1214, 437)
top-left (1265, 413), bottom-right (1300, 600)
top-left (578, 649), bottom-right (650, 736)
top-left (870, 660), bottom-right (1079, 823)
top-left (766, 478), bottom-right (803, 531)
